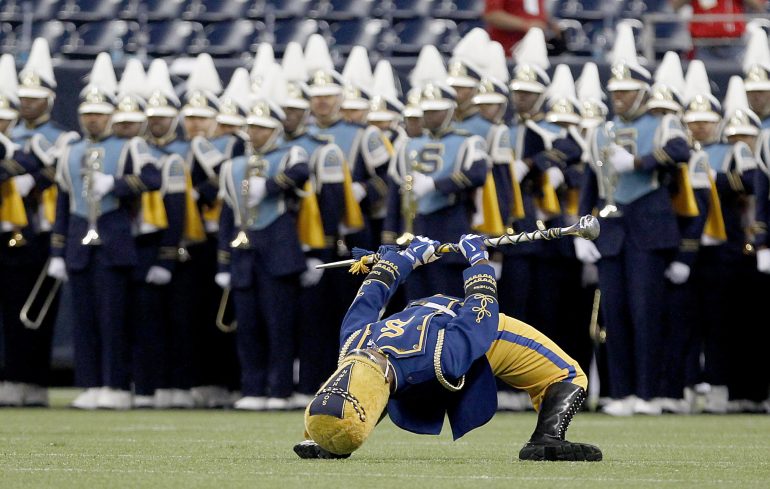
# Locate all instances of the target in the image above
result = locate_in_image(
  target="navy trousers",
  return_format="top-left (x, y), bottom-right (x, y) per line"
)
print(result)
top-left (233, 257), bottom-right (300, 399)
top-left (598, 241), bottom-right (669, 400)
top-left (69, 251), bottom-right (132, 390)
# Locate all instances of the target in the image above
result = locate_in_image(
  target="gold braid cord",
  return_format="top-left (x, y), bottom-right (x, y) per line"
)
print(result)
top-left (434, 329), bottom-right (465, 392)
top-left (316, 386), bottom-right (367, 422)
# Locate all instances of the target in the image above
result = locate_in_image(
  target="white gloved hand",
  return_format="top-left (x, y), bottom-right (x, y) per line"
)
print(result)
top-left (490, 259), bottom-right (503, 280)
top-left (757, 248), bottom-right (770, 274)
top-left (400, 235), bottom-right (441, 268)
top-left (46, 257), bottom-right (68, 282)
top-left (411, 172), bottom-right (435, 199)
top-left (514, 159), bottom-right (530, 183)
top-left (351, 182), bottom-right (367, 203)
top-left (608, 144), bottom-right (635, 173)
top-left (664, 261), bottom-right (691, 284)
top-left (300, 257), bottom-right (325, 287)
top-left (574, 238), bottom-right (601, 264)
top-left (145, 266), bottom-right (172, 285)
top-left (12, 174), bottom-right (35, 197)
top-left (247, 176), bottom-right (267, 207)
top-left (215, 272), bottom-right (231, 289)
top-left (91, 171), bottom-right (115, 199)
top-left (545, 166), bottom-right (565, 189)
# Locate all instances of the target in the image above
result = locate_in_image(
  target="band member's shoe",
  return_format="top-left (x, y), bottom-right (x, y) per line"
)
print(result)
top-left (97, 388), bottom-right (132, 410)
top-left (293, 440), bottom-right (351, 459)
top-left (170, 389), bottom-right (195, 409)
top-left (133, 395), bottom-right (155, 409)
top-left (22, 384), bottom-right (49, 407)
top-left (233, 396), bottom-right (267, 411)
top-left (0, 382), bottom-right (23, 407)
top-left (519, 382), bottom-right (602, 462)
top-left (70, 388), bottom-right (102, 410)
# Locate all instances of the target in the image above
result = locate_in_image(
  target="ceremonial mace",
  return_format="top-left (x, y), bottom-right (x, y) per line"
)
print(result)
top-left (317, 214), bottom-right (600, 272)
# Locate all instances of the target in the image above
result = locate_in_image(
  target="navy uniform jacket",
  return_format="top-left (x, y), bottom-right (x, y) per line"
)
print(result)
top-left (579, 113), bottom-right (691, 257)
top-left (704, 141), bottom-right (758, 255)
top-left (673, 147), bottom-right (712, 267)
top-left (755, 129), bottom-right (770, 250)
top-left (384, 128), bottom-right (488, 264)
top-left (5, 120), bottom-right (78, 262)
top-left (217, 143), bottom-right (309, 285)
top-left (519, 119), bottom-right (585, 258)
top-left (284, 130), bottom-right (348, 249)
top-left (310, 119), bottom-right (390, 227)
top-left (335, 252), bottom-right (500, 440)
top-left (51, 135), bottom-right (162, 271)
top-left (190, 133), bottom-right (246, 210)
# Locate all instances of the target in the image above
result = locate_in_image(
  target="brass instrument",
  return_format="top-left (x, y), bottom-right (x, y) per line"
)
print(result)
top-left (230, 154), bottom-right (266, 249)
top-left (215, 286), bottom-right (237, 333)
top-left (597, 121), bottom-right (622, 218)
top-left (8, 229), bottom-right (27, 247)
top-left (20, 257), bottom-right (62, 330)
top-left (81, 148), bottom-right (103, 246)
top-left (589, 288), bottom-right (607, 344)
top-left (397, 150), bottom-right (430, 246)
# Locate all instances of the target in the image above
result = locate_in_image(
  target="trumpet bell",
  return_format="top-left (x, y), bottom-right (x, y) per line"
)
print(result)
top-left (230, 230), bottom-right (251, 249)
top-left (8, 231), bottom-right (27, 247)
top-left (81, 229), bottom-right (102, 246)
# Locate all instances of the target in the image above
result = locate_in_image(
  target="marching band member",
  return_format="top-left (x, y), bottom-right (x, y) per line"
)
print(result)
top-left (2, 40), bottom-right (78, 407)
top-left (580, 23), bottom-right (691, 416)
top-left (51, 53), bottom-right (161, 410)
top-left (391, 45), bottom-right (488, 301)
top-left (278, 42), bottom-right (350, 406)
top-left (295, 235), bottom-right (601, 461)
top-left (181, 54), bottom-right (240, 408)
top-left (217, 63), bottom-right (309, 410)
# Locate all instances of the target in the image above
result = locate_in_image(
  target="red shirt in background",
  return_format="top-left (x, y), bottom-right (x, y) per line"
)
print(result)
top-left (689, 0), bottom-right (746, 38)
top-left (484, 0), bottom-right (548, 55)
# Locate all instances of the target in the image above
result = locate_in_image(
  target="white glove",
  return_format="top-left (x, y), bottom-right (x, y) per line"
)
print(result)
top-left (411, 172), bottom-right (435, 199)
top-left (46, 257), bottom-right (68, 282)
top-left (215, 272), bottom-right (231, 289)
top-left (757, 248), bottom-right (770, 274)
top-left (145, 266), bottom-right (172, 285)
top-left (91, 172), bottom-right (115, 199)
top-left (514, 159), bottom-right (530, 183)
top-left (247, 176), bottom-right (267, 207)
top-left (545, 166), bottom-right (565, 189)
top-left (490, 259), bottom-right (503, 280)
top-left (300, 257), bottom-right (325, 287)
top-left (664, 261), bottom-right (690, 284)
top-left (351, 182), bottom-right (367, 203)
top-left (608, 144), bottom-right (635, 174)
top-left (12, 174), bottom-right (35, 197)
top-left (574, 238), bottom-right (601, 264)
top-left (400, 235), bottom-right (441, 268)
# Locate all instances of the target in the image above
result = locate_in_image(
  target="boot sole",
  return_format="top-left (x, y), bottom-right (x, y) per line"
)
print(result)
top-left (519, 442), bottom-right (602, 462)
top-left (293, 442), bottom-right (351, 460)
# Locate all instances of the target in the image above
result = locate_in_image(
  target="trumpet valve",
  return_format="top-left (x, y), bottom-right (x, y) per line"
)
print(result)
top-left (81, 229), bottom-right (102, 246)
top-left (395, 232), bottom-right (414, 247)
top-left (8, 231), bottom-right (27, 248)
top-left (230, 230), bottom-right (251, 249)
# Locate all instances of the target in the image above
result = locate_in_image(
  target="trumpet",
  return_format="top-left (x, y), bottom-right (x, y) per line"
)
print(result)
top-left (81, 148), bottom-right (103, 246)
top-left (597, 121), bottom-right (622, 218)
top-left (397, 150), bottom-right (430, 246)
top-left (20, 258), bottom-right (62, 329)
top-left (215, 286), bottom-right (237, 333)
top-left (230, 155), bottom-right (266, 249)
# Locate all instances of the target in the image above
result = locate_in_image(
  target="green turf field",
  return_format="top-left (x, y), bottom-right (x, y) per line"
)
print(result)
top-left (1, 389), bottom-right (769, 488)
